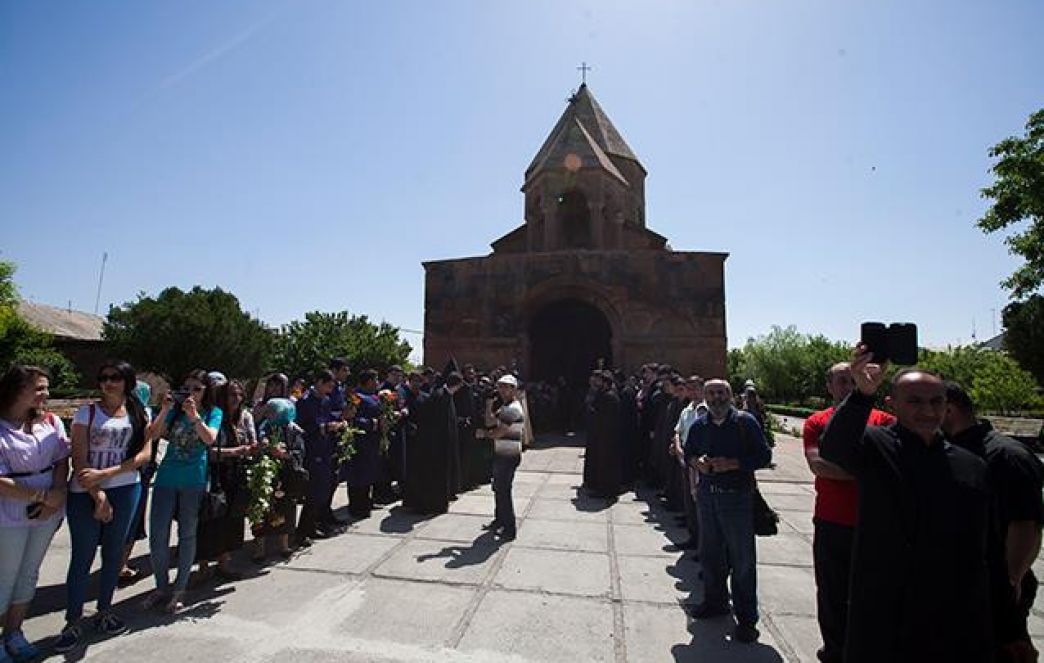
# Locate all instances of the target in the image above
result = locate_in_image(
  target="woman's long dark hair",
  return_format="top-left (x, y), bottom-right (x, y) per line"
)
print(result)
top-left (0, 364), bottom-right (49, 422)
top-left (97, 360), bottom-right (147, 461)
top-left (218, 379), bottom-right (246, 443)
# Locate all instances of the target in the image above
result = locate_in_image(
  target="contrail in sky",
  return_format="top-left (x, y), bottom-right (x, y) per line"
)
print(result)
top-left (157, 11), bottom-right (278, 91)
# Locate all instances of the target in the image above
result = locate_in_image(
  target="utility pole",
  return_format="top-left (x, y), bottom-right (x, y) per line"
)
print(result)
top-left (93, 252), bottom-right (108, 315)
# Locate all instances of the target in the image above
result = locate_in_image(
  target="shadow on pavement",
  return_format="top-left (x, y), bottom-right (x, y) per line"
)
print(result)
top-left (414, 531), bottom-right (501, 568)
top-left (670, 612), bottom-right (785, 662)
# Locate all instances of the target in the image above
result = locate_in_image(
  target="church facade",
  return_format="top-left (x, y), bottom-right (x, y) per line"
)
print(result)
top-left (423, 84), bottom-right (727, 383)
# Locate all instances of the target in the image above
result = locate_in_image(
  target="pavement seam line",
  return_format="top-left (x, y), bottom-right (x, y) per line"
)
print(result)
top-left (607, 499), bottom-right (629, 663)
top-left (443, 468), bottom-right (553, 650)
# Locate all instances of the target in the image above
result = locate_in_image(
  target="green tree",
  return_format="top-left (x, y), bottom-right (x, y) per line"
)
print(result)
top-left (732, 325), bottom-right (849, 404)
top-left (104, 286), bottom-right (273, 382)
top-left (978, 109), bottom-right (1044, 299)
top-left (0, 261), bottom-right (80, 391)
top-left (1001, 295), bottom-right (1044, 385)
top-left (271, 311), bottom-right (412, 381)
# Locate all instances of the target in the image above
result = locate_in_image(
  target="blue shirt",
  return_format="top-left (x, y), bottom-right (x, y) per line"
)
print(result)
top-left (155, 407), bottom-right (223, 488)
top-left (684, 407), bottom-right (771, 491)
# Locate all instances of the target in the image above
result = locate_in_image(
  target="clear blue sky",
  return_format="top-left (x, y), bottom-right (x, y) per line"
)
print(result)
top-left (2, 1), bottom-right (1042, 359)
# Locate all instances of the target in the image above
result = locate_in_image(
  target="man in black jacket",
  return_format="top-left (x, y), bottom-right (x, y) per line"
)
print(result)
top-left (943, 382), bottom-right (1043, 663)
top-left (820, 347), bottom-right (993, 663)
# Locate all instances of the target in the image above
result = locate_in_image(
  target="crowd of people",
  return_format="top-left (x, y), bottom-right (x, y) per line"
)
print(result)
top-left (0, 359), bottom-right (526, 660)
top-left (1, 345), bottom-right (1042, 662)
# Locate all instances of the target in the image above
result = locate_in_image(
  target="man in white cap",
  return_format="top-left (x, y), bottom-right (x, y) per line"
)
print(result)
top-left (479, 374), bottom-right (525, 540)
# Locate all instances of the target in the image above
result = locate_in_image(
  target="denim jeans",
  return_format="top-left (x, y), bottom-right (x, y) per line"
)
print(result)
top-left (149, 485), bottom-right (205, 592)
top-left (65, 483), bottom-right (142, 621)
top-left (697, 488), bottom-right (758, 625)
top-left (492, 453), bottom-right (520, 532)
top-left (0, 519), bottom-right (61, 613)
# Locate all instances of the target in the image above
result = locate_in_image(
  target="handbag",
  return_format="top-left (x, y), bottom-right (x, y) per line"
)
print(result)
top-left (200, 423), bottom-right (229, 522)
top-left (736, 415), bottom-right (779, 537)
top-left (752, 486), bottom-right (779, 537)
top-left (279, 425), bottom-right (310, 502)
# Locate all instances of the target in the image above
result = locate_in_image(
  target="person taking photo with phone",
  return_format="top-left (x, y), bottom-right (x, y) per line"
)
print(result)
top-left (56, 361), bottom-right (153, 652)
top-left (0, 365), bottom-right (69, 663)
top-left (820, 345), bottom-right (993, 662)
top-left (144, 370), bottom-right (221, 614)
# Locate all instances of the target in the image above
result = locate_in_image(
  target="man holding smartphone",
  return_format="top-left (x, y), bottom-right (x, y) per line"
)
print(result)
top-left (820, 347), bottom-right (993, 662)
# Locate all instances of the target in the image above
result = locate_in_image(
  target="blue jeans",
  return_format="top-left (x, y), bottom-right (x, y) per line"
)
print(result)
top-left (149, 485), bottom-right (205, 592)
top-left (697, 488), bottom-right (758, 625)
top-left (65, 483), bottom-right (142, 621)
top-left (0, 519), bottom-right (61, 613)
top-left (492, 453), bottom-right (520, 532)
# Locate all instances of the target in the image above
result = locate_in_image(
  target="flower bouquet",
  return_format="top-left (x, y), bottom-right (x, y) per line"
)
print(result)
top-left (245, 427), bottom-right (287, 527)
top-left (334, 420), bottom-right (364, 468)
top-left (377, 389), bottom-right (400, 455)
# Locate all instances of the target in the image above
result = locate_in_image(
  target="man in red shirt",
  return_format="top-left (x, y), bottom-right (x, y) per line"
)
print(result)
top-left (803, 362), bottom-right (894, 663)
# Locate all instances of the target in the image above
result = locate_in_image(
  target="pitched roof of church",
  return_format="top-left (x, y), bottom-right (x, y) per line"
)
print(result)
top-left (524, 84), bottom-right (642, 185)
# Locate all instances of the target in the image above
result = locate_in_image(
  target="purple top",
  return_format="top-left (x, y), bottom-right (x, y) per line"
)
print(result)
top-left (0, 415), bottom-right (70, 527)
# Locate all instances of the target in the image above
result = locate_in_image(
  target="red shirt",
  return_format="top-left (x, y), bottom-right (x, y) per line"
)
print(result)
top-left (803, 405), bottom-right (895, 527)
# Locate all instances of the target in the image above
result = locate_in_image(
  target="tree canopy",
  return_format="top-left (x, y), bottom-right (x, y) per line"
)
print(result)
top-left (0, 261), bottom-right (79, 391)
top-left (270, 311), bottom-right (412, 381)
top-left (978, 108), bottom-right (1044, 299)
top-left (103, 286), bottom-right (273, 382)
top-left (1001, 295), bottom-right (1044, 386)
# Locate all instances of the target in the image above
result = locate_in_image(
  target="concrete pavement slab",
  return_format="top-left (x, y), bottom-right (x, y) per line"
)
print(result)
top-left (493, 547), bottom-right (611, 597)
top-left (617, 553), bottom-right (701, 605)
top-left (756, 564), bottom-right (817, 617)
top-left (513, 518), bottom-right (609, 553)
top-left (457, 590), bottom-right (615, 662)
top-left (613, 522), bottom-right (689, 556)
top-left (757, 532), bottom-right (814, 568)
top-left (289, 532), bottom-right (403, 574)
top-left (527, 497), bottom-right (610, 523)
top-left (415, 513), bottom-right (497, 543)
top-left (372, 537), bottom-right (502, 586)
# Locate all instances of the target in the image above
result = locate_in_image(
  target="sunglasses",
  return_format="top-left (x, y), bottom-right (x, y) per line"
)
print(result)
top-left (98, 374), bottom-right (123, 383)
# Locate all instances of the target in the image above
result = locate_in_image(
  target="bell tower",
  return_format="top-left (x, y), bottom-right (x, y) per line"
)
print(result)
top-left (519, 84), bottom-right (647, 252)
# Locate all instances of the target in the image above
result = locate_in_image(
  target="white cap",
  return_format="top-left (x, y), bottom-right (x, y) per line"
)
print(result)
top-left (497, 375), bottom-right (518, 387)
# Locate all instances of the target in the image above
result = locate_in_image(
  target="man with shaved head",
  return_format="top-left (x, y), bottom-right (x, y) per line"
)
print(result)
top-left (684, 378), bottom-right (772, 643)
top-left (820, 346), bottom-right (993, 662)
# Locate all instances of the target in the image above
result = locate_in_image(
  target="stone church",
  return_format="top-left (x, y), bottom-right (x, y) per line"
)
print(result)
top-left (423, 84), bottom-right (727, 384)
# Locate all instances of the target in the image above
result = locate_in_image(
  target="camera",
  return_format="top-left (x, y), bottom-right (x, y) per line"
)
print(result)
top-left (860, 322), bottom-right (919, 365)
top-left (172, 388), bottom-right (191, 406)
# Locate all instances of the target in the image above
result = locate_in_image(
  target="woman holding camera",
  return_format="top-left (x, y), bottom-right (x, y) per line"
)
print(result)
top-left (0, 365), bottom-right (69, 663)
top-left (144, 370), bottom-right (221, 614)
top-left (55, 361), bottom-right (153, 652)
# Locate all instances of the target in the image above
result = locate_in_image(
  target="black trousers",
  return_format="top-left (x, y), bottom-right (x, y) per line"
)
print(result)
top-left (348, 485), bottom-right (373, 518)
top-left (813, 519), bottom-right (854, 663)
top-left (492, 453), bottom-right (520, 533)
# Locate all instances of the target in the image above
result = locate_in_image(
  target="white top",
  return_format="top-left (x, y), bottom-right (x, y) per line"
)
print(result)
top-left (0, 415), bottom-right (69, 527)
top-left (675, 401), bottom-right (709, 445)
top-left (70, 404), bottom-right (141, 493)
top-left (494, 400), bottom-right (526, 446)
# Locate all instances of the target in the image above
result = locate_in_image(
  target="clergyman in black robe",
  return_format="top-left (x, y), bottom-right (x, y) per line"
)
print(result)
top-left (583, 371), bottom-right (624, 497)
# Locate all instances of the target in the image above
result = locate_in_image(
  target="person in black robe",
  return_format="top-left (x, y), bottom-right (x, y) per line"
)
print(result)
top-left (637, 364), bottom-right (664, 484)
top-left (616, 372), bottom-right (639, 485)
top-left (821, 349), bottom-right (993, 663)
top-left (400, 372), bottom-right (428, 511)
top-left (583, 370), bottom-right (623, 498)
top-left (455, 365), bottom-right (482, 490)
top-left (403, 373), bottom-right (460, 515)
top-left (441, 362), bottom-right (463, 498)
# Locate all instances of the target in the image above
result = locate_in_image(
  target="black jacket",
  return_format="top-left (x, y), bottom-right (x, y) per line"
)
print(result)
top-left (820, 390), bottom-right (993, 663)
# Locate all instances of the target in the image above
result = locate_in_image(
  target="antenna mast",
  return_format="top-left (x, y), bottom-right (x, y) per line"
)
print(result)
top-left (93, 252), bottom-right (108, 315)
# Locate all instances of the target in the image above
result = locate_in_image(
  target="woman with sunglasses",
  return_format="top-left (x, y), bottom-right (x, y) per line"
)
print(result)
top-left (55, 361), bottom-right (152, 652)
top-left (0, 365), bottom-right (69, 663)
top-left (144, 370), bottom-right (221, 614)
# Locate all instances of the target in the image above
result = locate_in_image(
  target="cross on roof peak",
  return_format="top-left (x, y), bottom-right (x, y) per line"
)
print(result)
top-left (577, 62), bottom-right (592, 85)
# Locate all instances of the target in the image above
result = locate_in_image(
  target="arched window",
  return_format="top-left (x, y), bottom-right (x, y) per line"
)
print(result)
top-left (556, 190), bottom-right (591, 249)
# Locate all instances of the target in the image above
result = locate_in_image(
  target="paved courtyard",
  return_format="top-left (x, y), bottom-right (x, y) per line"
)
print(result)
top-left (20, 430), bottom-right (1044, 661)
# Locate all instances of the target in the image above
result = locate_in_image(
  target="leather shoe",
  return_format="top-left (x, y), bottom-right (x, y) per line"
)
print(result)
top-left (733, 623), bottom-right (759, 643)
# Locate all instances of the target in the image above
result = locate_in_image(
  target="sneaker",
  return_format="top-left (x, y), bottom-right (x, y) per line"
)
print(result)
top-left (687, 603), bottom-right (731, 619)
top-left (4, 631), bottom-right (39, 662)
top-left (95, 611), bottom-right (128, 636)
top-left (53, 623), bottom-right (84, 653)
top-left (733, 623), bottom-right (760, 643)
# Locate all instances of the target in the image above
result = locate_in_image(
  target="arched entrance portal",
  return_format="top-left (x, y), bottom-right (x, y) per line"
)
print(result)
top-left (528, 299), bottom-right (613, 432)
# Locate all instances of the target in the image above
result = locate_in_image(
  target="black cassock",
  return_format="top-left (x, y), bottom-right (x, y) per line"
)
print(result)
top-left (584, 388), bottom-right (624, 497)
top-left (404, 386), bottom-right (458, 515)
top-left (454, 383), bottom-right (483, 489)
top-left (618, 383), bottom-right (639, 483)
top-left (821, 390), bottom-right (993, 663)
